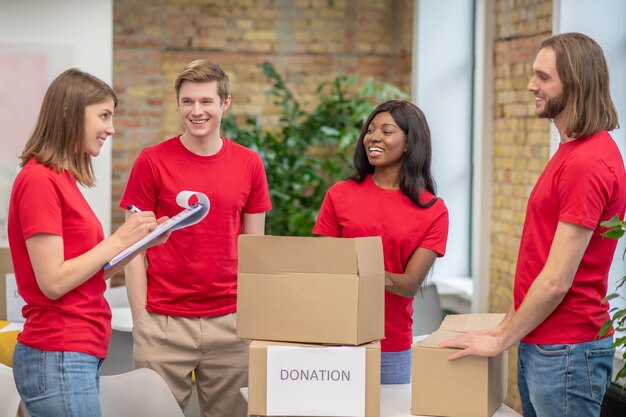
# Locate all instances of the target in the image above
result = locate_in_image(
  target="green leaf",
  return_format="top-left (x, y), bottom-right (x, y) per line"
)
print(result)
top-left (613, 309), bottom-right (626, 321)
top-left (320, 126), bottom-right (340, 137)
top-left (600, 215), bottom-right (624, 228)
top-left (227, 62), bottom-right (407, 236)
top-left (597, 320), bottom-right (613, 337)
top-left (604, 229), bottom-right (625, 239)
top-left (602, 293), bottom-right (621, 303)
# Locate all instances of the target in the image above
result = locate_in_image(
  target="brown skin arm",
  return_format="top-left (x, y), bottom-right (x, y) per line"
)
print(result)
top-left (385, 247), bottom-right (438, 298)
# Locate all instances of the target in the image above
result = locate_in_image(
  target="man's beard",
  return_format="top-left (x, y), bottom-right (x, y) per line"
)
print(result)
top-left (537, 93), bottom-right (566, 119)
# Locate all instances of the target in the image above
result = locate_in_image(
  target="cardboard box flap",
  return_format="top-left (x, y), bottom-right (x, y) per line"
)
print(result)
top-left (413, 313), bottom-right (506, 349)
top-left (440, 313), bottom-right (505, 333)
top-left (251, 340), bottom-right (381, 350)
top-left (354, 237), bottom-right (385, 277)
top-left (414, 329), bottom-right (462, 348)
top-left (238, 235), bottom-right (383, 275)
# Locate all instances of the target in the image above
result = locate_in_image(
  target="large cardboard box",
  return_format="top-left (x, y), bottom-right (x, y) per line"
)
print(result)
top-left (237, 235), bottom-right (385, 345)
top-left (248, 340), bottom-right (381, 417)
top-left (411, 313), bottom-right (506, 417)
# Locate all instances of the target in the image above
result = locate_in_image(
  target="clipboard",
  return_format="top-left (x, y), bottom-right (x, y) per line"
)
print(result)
top-left (104, 191), bottom-right (210, 270)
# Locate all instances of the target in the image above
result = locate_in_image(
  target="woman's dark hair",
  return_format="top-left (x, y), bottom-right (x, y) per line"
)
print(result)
top-left (351, 99), bottom-right (437, 207)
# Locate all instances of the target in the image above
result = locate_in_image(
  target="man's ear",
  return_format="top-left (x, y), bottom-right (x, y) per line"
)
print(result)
top-left (222, 95), bottom-right (232, 111)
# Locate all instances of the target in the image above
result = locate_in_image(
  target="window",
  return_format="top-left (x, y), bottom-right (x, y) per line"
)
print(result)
top-left (412, 0), bottom-right (485, 312)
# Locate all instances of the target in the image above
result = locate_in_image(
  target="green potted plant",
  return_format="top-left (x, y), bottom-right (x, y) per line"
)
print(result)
top-left (598, 215), bottom-right (626, 389)
top-left (223, 62), bottom-right (407, 237)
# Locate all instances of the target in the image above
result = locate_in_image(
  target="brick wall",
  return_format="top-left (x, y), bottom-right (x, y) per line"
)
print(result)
top-left (111, 1), bottom-right (560, 411)
top-left (111, 0), bottom-right (413, 249)
top-left (492, 0), bottom-right (553, 411)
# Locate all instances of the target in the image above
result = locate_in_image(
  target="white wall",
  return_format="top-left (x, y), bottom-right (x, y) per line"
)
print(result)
top-left (413, 0), bottom-right (475, 284)
top-left (0, 0), bottom-right (113, 237)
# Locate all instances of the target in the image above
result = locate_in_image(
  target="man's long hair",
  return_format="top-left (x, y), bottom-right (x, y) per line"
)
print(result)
top-left (540, 32), bottom-right (618, 138)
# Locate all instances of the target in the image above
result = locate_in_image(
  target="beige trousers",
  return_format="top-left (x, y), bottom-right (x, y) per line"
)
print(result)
top-left (132, 311), bottom-right (249, 417)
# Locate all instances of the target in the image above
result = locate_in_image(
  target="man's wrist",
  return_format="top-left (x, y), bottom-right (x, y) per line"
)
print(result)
top-left (496, 333), bottom-right (515, 353)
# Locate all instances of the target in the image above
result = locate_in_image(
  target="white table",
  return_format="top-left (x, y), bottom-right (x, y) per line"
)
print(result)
top-left (380, 384), bottom-right (519, 416)
top-left (0, 321), bottom-right (23, 333)
top-left (110, 307), bottom-right (133, 332)
top-left (240, 385), bottom-right (521, 416)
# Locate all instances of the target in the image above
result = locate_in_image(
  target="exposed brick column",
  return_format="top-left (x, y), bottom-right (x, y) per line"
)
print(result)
top-left (491, 0), bottom-right (553, 411)
top-left (112, 0), bottom-right (167, 228)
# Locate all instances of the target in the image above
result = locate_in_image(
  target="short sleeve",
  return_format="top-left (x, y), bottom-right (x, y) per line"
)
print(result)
top-left (312, 189), bottom-right (341, 237)
top-left (15, 169), bottom-right (63, 240)
top-left (419, 200), bottom-right (449, 257)
top-left (558, 156), bottom-right (613, 230)
top-left (243, 153), bottom-right (272, 214)
top-left (120, 150), bottom-right (159, 211)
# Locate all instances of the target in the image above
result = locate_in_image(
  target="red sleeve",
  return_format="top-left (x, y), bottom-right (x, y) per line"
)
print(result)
top-left (243, 153), bottom-right (272, 214)
top-left (419, 201), bottom-right (449, 257)
top-left (16, 169), bottom-right (63, 239)
top-left (312, 189), bottom-right (341, 237)
top-left (120, 150), bottom-right (159, 212)
top-left (558, 156), bottom-right (613, 230)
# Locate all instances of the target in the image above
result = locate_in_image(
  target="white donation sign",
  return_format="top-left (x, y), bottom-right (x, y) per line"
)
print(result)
top-left (266, 345), bottom-right (366, 416)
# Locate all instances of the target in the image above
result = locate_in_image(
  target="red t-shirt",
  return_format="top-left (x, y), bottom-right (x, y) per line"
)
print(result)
top-left (120, 136), bottom-right (271, 317)
top-left (313, 175), bottom-right (449, 351)
top-left (515, 131), bottom-right (626, 344)
top-left (8, 159), bottom-right (111, 358)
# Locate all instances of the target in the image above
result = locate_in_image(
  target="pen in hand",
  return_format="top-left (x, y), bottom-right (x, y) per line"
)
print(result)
top-left (127, 204), bottom-right (143, 213)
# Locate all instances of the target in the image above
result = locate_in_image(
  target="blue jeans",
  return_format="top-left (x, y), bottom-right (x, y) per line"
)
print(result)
top-left (517, 337), bottom-right (614, 417)
top-left (381, 349), bottom-right (411, 384)
top-left (13, 343), bottom-right (103, 417)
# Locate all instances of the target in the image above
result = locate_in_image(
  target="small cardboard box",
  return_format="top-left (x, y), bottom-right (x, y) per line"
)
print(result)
top-left (237, 235), bottom-right (384, 345)
top-left (0, 247), bottom-right (25, 322)
top-left (248, 340), bottom-right (381, 417)
top-left (411, 313), bottom-right (506, 417)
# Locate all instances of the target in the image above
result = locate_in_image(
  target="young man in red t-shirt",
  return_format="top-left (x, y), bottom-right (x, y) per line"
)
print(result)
top-left (121, 60), bottom-right (271, 417)
top-left (442, 33), bottom-right (626, 416)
